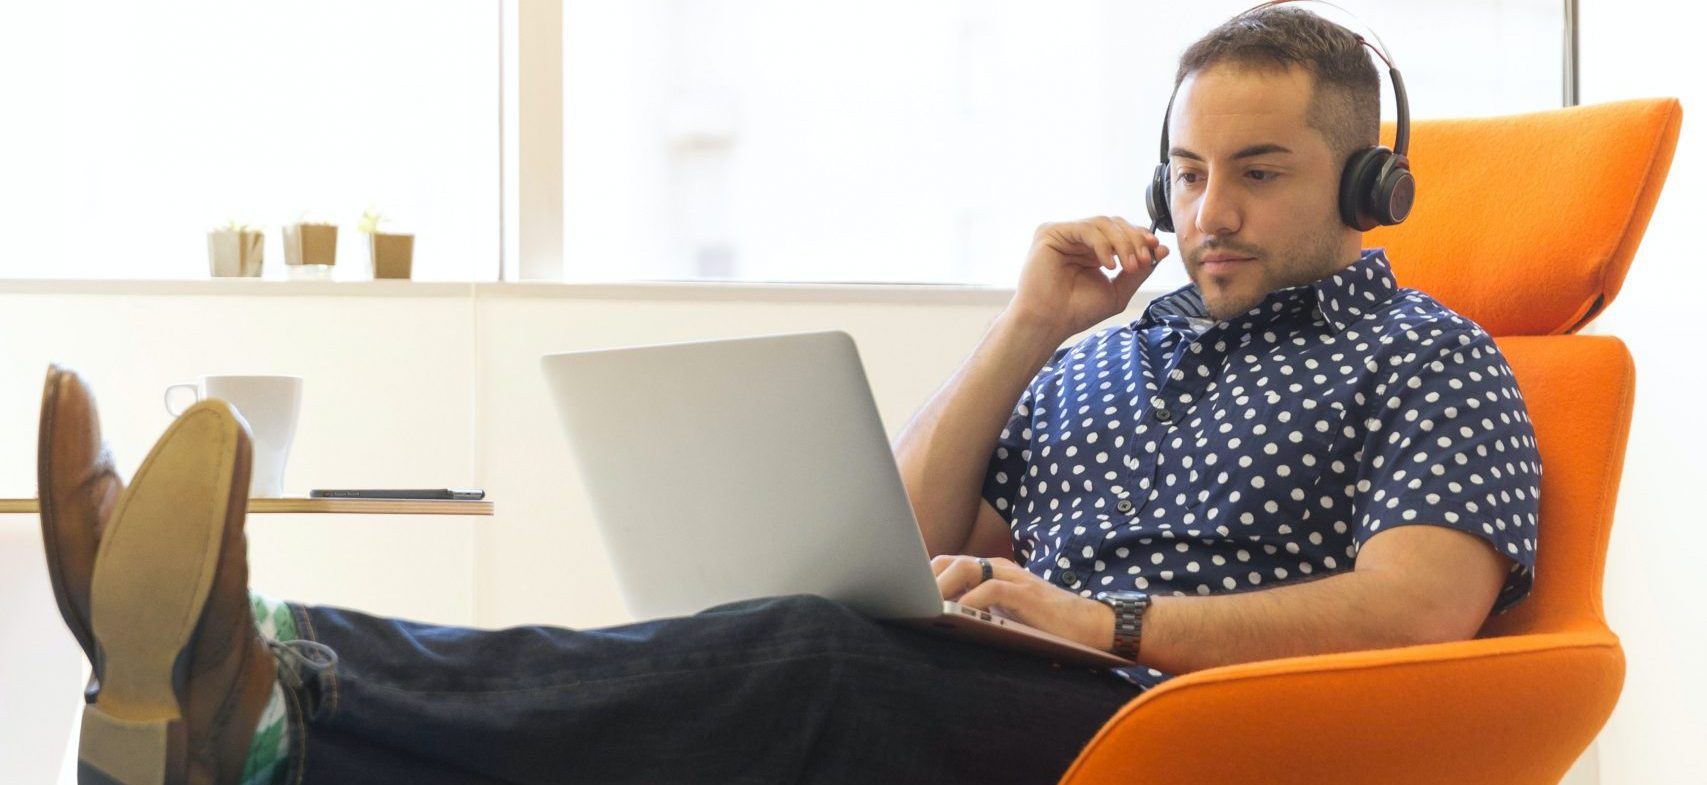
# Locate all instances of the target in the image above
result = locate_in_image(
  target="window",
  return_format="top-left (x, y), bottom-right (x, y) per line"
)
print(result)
top-left (0, 1), bottom-right (499, 281)
top-left (0, 2), bottom-right (1564, 286)
top-left (560, 0), bottom-right (1565, 288)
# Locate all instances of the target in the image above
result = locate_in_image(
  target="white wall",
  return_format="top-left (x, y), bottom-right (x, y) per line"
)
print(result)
top-left (0, 283), bottom-right (487, 620)
top-left (1579, 3), bottom-right (1707, 783)
top-left (0, 279), bottom-right (1030, 778)
top-left (0, 281), bottom-right (1030, 631)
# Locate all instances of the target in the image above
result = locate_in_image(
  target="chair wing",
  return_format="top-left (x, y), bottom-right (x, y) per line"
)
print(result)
top-left (1367, 98), bottom-right (1681, 336)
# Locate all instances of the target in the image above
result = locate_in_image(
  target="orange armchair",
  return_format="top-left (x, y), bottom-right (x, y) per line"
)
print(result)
top-left (1059, 98), bottom-right (1683, 785)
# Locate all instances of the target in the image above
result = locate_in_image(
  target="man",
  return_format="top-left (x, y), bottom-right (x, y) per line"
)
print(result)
top-left (43, 7), bottom-right (1537, 785)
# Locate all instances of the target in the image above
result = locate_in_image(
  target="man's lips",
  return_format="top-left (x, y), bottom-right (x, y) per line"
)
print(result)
top-left (1200, 254), bottom-right (1255, 272)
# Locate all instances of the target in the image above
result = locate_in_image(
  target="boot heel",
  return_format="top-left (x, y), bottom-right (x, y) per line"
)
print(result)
top-left (76, 705), bottom-right (185, 785)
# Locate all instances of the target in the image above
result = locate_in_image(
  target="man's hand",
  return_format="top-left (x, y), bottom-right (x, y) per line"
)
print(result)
top-left (932, 555), bottom-right (1115, 653)
top-left (1006, 216), bottom-right (1170, 342)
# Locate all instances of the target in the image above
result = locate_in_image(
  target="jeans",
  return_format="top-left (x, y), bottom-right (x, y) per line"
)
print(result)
top-left (277, 594), bottom-right (1144, 785)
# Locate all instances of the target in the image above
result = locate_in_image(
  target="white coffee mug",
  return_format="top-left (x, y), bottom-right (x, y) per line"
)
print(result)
top-left (164, 375), bottom-right (303, 498)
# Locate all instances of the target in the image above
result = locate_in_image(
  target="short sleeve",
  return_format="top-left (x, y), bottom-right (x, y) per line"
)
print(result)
top-left (980, 343), bottom-right (1073, 527)
top-left (1349, 328), bottom-right (1541, 614)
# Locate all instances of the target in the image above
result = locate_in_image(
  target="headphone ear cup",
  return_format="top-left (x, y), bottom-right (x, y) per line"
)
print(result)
top-left (1374, 154), bottom-right (1415, 226)
top-left (1146, 162), bottom-right (1174, 233)
top-left (1338, 147), bottom-right (1387, 231)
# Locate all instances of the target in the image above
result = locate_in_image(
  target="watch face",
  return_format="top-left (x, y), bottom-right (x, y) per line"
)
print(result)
top-left (1099, 590), bottom-right (1149, 602)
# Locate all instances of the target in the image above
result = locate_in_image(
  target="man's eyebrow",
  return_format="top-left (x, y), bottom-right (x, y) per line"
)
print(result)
top-left (1169, 143), bottom-right (1294, 161)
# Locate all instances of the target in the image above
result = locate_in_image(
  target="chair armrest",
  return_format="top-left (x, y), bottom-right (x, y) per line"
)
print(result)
top-left (1058, 630), bottom-right (1624, 785)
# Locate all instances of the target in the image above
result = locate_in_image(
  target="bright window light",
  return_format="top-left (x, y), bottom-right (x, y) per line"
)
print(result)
top-left (0, 1), bottom-right (499, 281)
top-left (561, 0), bottom-right (1563, 288)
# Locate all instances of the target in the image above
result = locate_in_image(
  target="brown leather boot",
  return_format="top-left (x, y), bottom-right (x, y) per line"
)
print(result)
top-left (38, 365), bottom-right (124, 699)
top-left (77, 400), bottom-right (279, 785)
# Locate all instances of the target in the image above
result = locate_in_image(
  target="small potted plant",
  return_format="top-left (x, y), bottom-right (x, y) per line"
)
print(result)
top-left (283, 217), bottom-right (338, 277)
top-left (360, 207), bottom-right (414, 280)
top-left (206, 219), bottom-right (263, 277)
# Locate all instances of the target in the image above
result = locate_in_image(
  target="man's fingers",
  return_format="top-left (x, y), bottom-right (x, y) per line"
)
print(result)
top-left (956, 577), bottom-right (1042, 626)
top-left (1054, 221), bottom-right (1118, 270)
top-left (1123, 218), bottom-right (1157, 265)
top-left (934, 556), bottom-right (1022, 600)
top-left (1048, 218), bottom-right (1165, 273)
top-left (1112, 220), bottom-right (1147, 270)
top-left (1111, 259), bottom-right (1148, 305)
top-left (1113, 216), bottom-right (1161, 267)
top-left (1125, 216), bottom-right (1162, 248)
top-left (1089, 216), bottom-right (1138, 273)
top-left (942, 559), bottom-right (1031, 600)
top-left (934, 557), bottom-right (982, 600)
top-left (1087, 232), bottom-right (1118, 271)
top-left (953, 577), bottom-right (1013, 612)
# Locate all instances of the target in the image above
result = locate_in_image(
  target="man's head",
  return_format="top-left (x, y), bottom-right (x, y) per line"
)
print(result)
top-left (1165, 7), bottom-right (1381, 320)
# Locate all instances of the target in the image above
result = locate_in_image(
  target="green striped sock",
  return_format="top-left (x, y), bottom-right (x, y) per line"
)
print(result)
top-left (236, 682), bottom-right (292, 785)
top-left (251, 591), bottom-right (298, 643)
top-left (239, 592), bottom-right (297, 785)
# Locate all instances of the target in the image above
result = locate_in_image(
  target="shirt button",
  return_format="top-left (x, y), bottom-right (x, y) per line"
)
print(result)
top-left (1115, 499), bottom-right (1135, 514)
top-left (1060, 570), bottom-right (1080, 586)
top-left (1152, 408), bottom-right (1174, 423)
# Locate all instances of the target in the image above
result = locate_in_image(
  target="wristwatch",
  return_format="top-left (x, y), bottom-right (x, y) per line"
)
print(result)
top-left (1093, 590), bottom-right (1151, 660)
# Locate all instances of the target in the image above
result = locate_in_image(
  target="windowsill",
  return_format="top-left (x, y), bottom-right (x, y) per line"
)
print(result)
top-left (477, 279), bottom-right (1021, 305)
top-left (0, 277), bottom-right (482, 298)
top-left (0, 277), bottom-right (1189, 314)
top-left (0, 276), bottom-right (1043, 306)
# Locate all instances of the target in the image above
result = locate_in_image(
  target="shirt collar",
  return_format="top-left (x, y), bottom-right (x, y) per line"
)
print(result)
top-left (1312, 248), bottom-right (1398, 332)
top-left (1138, 248), bottom-right (1397, 335)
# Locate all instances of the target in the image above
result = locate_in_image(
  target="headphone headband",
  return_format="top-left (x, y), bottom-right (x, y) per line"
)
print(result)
top-left (1162, 0), bottom-right (1408, 159)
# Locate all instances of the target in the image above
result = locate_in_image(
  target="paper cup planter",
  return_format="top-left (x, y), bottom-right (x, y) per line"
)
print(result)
top-left (207, 228), bottom-right (264, 277)
top-left (369, 232), bottom-right (414, 280)
top-left (283, 222), bottom-right (338, 267)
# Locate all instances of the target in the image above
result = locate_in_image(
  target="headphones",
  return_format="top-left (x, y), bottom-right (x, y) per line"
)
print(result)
top-left (1145, 0), bottom-right (1414, 233)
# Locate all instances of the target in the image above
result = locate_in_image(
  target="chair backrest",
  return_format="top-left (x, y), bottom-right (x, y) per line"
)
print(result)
top-left (1480, 336), bottom-right (1632, 637)
top-left (1367, 98), bottom-right (1681, 337)
top-left (1362, 99), bottom-right (1682, 636)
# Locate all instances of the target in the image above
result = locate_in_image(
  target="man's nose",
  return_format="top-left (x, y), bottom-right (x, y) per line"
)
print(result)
top-left (1193, 173), bottom-right (1243, 237)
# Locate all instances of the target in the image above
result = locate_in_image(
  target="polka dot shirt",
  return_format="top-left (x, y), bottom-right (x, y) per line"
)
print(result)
top-left (980, 249), bottom-right (1541, 689)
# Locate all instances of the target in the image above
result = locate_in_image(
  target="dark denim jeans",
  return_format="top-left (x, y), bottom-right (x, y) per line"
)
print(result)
top-left (278, 594), bottom-right (1143, 785)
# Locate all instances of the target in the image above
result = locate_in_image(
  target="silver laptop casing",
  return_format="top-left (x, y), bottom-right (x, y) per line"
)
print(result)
top-left (541, 330), bottom-right (1131, 669)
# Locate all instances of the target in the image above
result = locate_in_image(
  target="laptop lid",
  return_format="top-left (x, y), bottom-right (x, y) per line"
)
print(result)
top-left (541, 330), bottom-right (946, 621)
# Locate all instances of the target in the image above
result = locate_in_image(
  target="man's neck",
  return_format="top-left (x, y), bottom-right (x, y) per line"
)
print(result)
top-left (1199, 247), bottom-right (1369, 323)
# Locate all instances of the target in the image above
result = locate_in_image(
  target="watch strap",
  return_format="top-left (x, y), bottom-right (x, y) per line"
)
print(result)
top-left (1096, 590), bottom-right (1149, 660)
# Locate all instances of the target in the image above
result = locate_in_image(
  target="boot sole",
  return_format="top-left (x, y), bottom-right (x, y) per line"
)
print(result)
top-left (78, 401), bottom-right (249, 785)
top-left (38, 365), bottom-right (96, 662)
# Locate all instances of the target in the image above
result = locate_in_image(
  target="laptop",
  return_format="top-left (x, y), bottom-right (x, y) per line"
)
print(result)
top-left (540, 330), bottom-right (1132, 669)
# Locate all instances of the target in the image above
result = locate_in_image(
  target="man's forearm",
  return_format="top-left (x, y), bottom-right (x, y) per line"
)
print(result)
top-left (892, 312), bottom-right (1064, 556)
top-left (1134, 568), bottom-right (1442, 676)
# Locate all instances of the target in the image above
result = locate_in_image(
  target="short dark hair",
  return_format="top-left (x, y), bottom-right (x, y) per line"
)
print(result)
top-left (1174, 6), bottom-right (1381, 165)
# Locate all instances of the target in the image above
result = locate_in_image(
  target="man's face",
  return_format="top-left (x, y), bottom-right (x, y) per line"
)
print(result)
top-left (1166, 63), bottom-right (1360, 321)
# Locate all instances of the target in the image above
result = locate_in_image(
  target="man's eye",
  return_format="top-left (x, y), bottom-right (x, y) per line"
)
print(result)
top-left (1175, 172), bottom-right (1200, 184)
top-left (1247, 170), bottom-right (1277, 182)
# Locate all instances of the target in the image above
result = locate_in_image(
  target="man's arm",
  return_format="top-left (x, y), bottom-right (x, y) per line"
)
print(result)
top-left (1133, 525), bottom-right (1510, 675)
top-left (892, 312), bottom-right (1063, 558)
top-left (938, 523), bottom-right (1509, 665)
top-left (893, 217), bottom-right (1165, 558)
